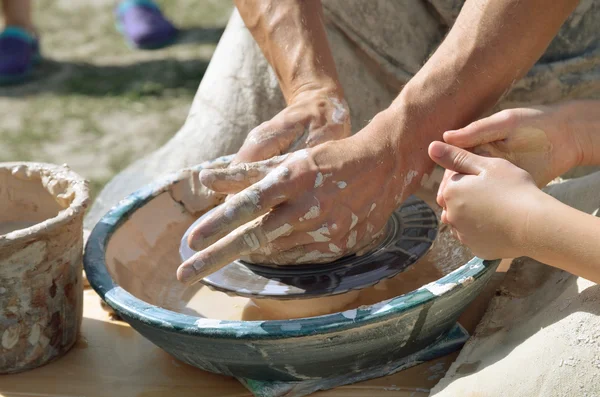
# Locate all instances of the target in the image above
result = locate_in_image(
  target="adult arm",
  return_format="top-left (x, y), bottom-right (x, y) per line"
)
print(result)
top-left (234, 0), bottom-right (341, 104)
top-left (232, 0), bottom-right (350, 163)
top-left (178, 0), bottom-right (581, 283)
top-left (380, 0), bottom-right (580, 181)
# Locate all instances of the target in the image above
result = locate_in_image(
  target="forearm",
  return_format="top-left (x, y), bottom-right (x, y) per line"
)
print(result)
top-left (560, 100), bottom-right (600, 167)
top-left (374, 0), bottom-right (579, 173)
top-left (526, 192), bottom-right (600, 284)
top-left (234, 0), bottom-right (342, 103)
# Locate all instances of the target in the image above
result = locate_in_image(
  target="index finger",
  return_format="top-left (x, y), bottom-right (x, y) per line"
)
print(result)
top-left (178, 220), bottom-right (267, 284)
top-left (177, 209), bottom-right (293, 284)
top-left (188, 165), bottom-right (298, 251)
top-left (443, 114), bottom-right (510, 148)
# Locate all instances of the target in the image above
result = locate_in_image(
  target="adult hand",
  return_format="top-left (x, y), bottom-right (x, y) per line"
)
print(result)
top-left (232, 88), bottom-right (351, 165)
top-left (429, 141), bottom-right (544, 260)
top-left (233, 0), bottom-right (350, 164)
top-left (176, 118), bottom-right (410, 285)
top-left (436, 105), bottom-right (580, 208)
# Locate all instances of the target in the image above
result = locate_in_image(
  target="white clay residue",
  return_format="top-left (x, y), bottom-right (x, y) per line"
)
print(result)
top-left (242, 233), bottom-right (261, 251)
top-left (329, 243), bottom-right (341, 253)
top-left (346, 230), bottom-right (357, 249)
top-left (350, 213), bottom-right (359, 230)
top-left (239, 189), bottom-right (261, 208)
top-left (422, 282), bottom-right (457, 296)
top-left (297, 250), bottom-right (337, 263)
top-left (247, 129), bottom-right (277, 145)
top-left (405, 170), bottom-right (419, 186)
top-left (314, 172), bottom-right (324, 188)
top-left (366, 223), bottom-right (375, 234)
top-left (394, 194), bottom-right (403, 205)
top-left (329, 97), bottom-right (349, 125)
top-left (224, 206), bottom-right (235, 219)
top-left (265, 223), bottom-right (293, 242)
top-left (2, 325), bottom-right (20, 349)
top-left (289, 149), bottom-right (309, 161)
top-left (307, 226), bottom-right (331, 242)
top-left (258, 166), bottom-right (289, 190)
top-left (299, 202), bottom-right (321, 222)
top-left (368, 203), bottom-right (376, 217)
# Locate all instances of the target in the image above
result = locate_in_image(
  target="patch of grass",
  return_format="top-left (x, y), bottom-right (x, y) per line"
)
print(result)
top-left (88, 175), bottom-right (113, 202)
top-left (108, 148), bottom-right (135, 174)
top-left (0, 0), bottom-right (233, 199)
top-left (57, 58), bottom-right (209, 99)
top-left (159, 0), bottom-right (232, 27)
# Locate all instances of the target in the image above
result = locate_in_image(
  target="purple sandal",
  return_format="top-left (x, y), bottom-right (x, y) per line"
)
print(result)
top-left (0, 26), bottom-right (41, 85)
top-left (115, 0), bottom-right (178, 50)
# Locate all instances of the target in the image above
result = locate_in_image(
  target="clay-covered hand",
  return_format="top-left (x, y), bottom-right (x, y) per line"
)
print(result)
top-left (232, 88), bottom-right (351, 165)
top-left (429, 141), bottom-right (544, 260)
top-left (436, 105), bottom-right (580, 208)
top-left (178, 154), bottom-right (235, 212)
top-left (176, 135), bottom-right (403, 285)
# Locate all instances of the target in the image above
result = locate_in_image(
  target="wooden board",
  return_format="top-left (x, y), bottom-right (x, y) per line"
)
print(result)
top-left (0, 289), bottom-right (466, 397)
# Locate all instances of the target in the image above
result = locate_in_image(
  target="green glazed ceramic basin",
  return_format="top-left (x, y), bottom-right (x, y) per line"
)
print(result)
top-left (84, 161), bottom-right (500, 381)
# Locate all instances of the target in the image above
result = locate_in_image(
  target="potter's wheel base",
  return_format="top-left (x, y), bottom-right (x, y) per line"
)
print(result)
top-left (238, 323), bottom-right (469, 397)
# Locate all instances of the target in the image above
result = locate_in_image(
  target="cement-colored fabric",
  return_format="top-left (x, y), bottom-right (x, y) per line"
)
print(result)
top-left (432, 172), bottom-right (600, 396)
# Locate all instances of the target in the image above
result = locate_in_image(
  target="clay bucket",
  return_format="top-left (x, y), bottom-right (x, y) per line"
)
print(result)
top-left (85, 162), bottom-right (500, 381)
top-left (0, 163), bottom-right (89, 374)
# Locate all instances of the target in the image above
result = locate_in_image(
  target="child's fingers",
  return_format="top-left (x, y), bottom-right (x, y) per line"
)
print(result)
top-left (441, 209), bottom-right (449, 224)
top-left (443, 113), bottom-right (511, 148)
top-left (428, 142), bottom-right (487, 175)
top-left (437, 169), bottom-right (455, 208)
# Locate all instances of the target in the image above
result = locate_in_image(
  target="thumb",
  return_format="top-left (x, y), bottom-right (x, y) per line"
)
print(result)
top-left (232, 116), bottom-right (305, 166)
top-left (428, 141), bottom-right (486, 175)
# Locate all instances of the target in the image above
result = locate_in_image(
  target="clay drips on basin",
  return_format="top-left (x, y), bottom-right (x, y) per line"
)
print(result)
top-left (104, 172), bottom-right (472, 321)
top-left (0, 162), bottom-right (89, 374)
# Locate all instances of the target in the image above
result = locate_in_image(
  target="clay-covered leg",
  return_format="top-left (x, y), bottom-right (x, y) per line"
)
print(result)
top-left (431, 171), bottom-right (600, 396)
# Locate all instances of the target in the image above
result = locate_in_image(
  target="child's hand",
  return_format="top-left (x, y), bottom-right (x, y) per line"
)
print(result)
top-left (429, 141), bottom-right (545, 260)
top-left (435, 105), bottom-right (583, 209)
top-left (444, 106), bottom-right (579, 187)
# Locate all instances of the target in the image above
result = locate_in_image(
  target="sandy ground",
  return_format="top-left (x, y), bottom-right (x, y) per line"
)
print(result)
top-left (0, 0), bottom-right (233, 199)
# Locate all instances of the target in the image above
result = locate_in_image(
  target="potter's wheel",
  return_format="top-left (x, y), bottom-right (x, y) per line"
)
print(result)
top-left (180, 195), bottom-right (438, 299)
top-left (86, 164), bottom-right (501, 381)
